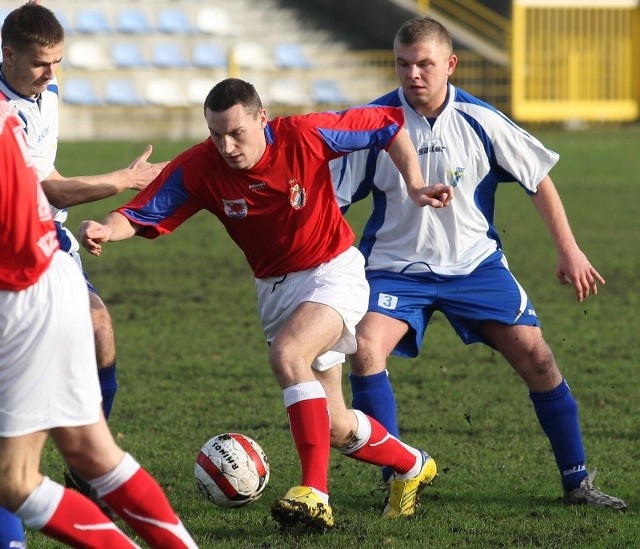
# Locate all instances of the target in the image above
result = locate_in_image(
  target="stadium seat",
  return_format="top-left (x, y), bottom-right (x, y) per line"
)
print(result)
top-left (74, 9), bottom-right (112, 34)
top-left (111, 42), bottom-right (148, 69)
top-left (274, 43), bottom-right (312, 70)
top-left (267, 78), bottom-right (310, 106)
top-left (62, 78), bottom-right (102, 105)
top-left (156, 9), bottom-right (195, 35)
top-left (144, 77), bottom-right (188, 107)
top-left (231, 42), bottom-right (273, 70)
top-left (312, 79), bottom-right (350, 104)
top-left (115, 9), bottom-right (153, 34)
top-left (187, 77), bottom-right (214, 106)
top-left (104, 78), bottom-right (146, 106)
top-left (195, 7), bottom-right (241, 36)
top-left (151, 42), bottom-right (189, 68)
top-left (192, 42), bottom-right (227, 69)
top-left (66, 40), bottom-right (111, 70)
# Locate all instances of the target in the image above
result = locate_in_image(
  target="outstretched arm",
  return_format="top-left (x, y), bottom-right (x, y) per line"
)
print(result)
top-left (530, 175), bottom-right (604, 302)
top-left (386, 129), bottom-right (454, 208)
top-left (78, 212), bottom-right (140, 256)
top-left (42, 145), bottom-right (168, 208)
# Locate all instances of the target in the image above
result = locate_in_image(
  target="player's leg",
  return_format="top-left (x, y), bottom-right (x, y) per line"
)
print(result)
top-left (0, 430), bottom-right (137, 547)
top-left (318, 364), bottom-right (437, 518)
top-left (349, 311), bottom-right (408, 439)
top-left (89, 290), bottom-right (118, 420)
top-left (268, 300), bottom-right (341, 530)
top-left (64, 286), bottom-right (118, 512)
top-left (481, 321), bottom-right (626, 510)
top-left (445, 252), bottom-right (626, 510)
top-left (52, 421), bottom-right (198, 547)
top-left (349, 270), bottom-right (436, 480)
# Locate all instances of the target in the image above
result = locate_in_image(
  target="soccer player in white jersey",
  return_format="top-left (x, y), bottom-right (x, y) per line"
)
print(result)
top-left (332, 16), bottom-right (626, 510)
top-left (0, 2), bottom-right (166, 520)
top-left (0, 92), bottom-right (198, 548)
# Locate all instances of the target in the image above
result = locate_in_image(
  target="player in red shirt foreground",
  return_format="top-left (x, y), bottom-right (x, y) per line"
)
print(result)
top-left (0, 94), bottom-right (198, 548)
top-left (79, 78), bottom-right (454, 531)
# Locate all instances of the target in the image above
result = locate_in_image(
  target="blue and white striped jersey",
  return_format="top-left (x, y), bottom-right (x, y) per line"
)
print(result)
top-left (332, 83), bottom-right (559, 276)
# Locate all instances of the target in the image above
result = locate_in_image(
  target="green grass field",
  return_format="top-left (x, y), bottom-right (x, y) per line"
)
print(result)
top-left (31, 125), bottom-right (639, 548)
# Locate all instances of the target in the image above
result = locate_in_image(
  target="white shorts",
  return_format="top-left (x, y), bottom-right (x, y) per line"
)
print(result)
top-left (0, 251), bottom-right (102, 437)
top-left (255, 247), bottom-right (369, 371)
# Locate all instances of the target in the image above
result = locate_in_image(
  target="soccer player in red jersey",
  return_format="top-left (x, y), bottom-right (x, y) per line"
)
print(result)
top-left (0, 94), bottom-right (198, 548)
top-left (79, 78), bottom-right (454, 530)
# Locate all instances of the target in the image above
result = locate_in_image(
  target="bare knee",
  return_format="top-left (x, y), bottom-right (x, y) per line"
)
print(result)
top-left (509, 339), bottom-right (562, 391)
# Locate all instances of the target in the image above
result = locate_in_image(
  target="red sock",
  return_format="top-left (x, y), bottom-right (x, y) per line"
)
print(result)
top-left (101, 467), bottom-right (196, 548)
top-left (348, 414), bottom-right (418, 474)
top-left (41, 487), bottom-right (136, 548)
top-left (286, 397), bottom-right (331, 494)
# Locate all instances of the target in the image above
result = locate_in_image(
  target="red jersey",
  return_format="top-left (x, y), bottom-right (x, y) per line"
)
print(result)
top-left (118, 106), bottom-right (405, 278)
top-left (0, 96), bottom-right (58, 291)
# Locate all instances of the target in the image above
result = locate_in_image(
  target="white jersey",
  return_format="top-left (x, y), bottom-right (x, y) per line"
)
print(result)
top-left (0, 70), bottom-right (79, 255)
top-left (332, 83), bottom-right (559, 276)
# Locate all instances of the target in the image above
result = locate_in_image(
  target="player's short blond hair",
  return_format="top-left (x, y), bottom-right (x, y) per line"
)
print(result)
top-left (394, 16), bottom-right (453, 55)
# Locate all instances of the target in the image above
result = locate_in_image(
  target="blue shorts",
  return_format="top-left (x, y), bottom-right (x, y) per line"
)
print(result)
top-left (366, 251), bottom-right (540, 357)
top-left (84, 271), bottom-right (99, 295)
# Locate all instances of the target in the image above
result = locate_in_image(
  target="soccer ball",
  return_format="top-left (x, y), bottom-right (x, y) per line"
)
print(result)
top-left (195, 433), bottom-right (270, 508)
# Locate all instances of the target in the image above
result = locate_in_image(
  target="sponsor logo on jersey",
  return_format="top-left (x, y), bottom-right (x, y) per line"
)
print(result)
top-left (288, 179), bottom-right (306, 209)
top-left (248, 181), bottom-right (266, 191)
top-left (417, 143), bottom-right (446, 155)
top-left (222, 198), bottom-right (248, 218)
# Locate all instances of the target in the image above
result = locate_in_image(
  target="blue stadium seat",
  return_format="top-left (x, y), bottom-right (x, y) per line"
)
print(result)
top-left (274, 43), bottom-right (312, 70)
top-left (104, 79), bottom-right (146, 106)
top-left (156, 9), bottom-right (195, 35)
top-left (111, 42), bottom-right (148, 69)
top-left (151, 42), bottom-right (189, 68)
top-left (115, 9), bottom-right (153, 34)
top-left (74, 9), bottom-right (112, 34)
top-left (192, 42), bottom-right (227, 69)
top-left (312, 79), bottom-right (350, 104)
top-left (62, 78), bottom-right (102, 105)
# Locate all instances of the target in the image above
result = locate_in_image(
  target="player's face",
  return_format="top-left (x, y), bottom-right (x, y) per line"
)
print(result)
top-left (0, 42), bottom-right (63, 97)
top-left (394, 39), bottom-right (457, 117)
top-left (205, 104), bottom-right (268, 170)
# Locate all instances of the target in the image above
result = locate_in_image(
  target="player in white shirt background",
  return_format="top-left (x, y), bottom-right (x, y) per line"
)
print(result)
top-left (332, 16), bottom-right (626, 510)
top-left (0, 2), bottom-right (167, 533)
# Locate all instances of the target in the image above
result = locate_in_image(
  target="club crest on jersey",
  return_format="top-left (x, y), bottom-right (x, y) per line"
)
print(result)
top-left (288, 179), bottom-right (306, 209)
top-left (222, 198), bottom-right (248, 218)
top-left (447, 167), bottom-right (465, 188)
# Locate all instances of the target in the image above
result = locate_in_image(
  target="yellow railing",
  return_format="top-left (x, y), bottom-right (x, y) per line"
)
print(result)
top-left (512, 2), bottom-right (639, 122)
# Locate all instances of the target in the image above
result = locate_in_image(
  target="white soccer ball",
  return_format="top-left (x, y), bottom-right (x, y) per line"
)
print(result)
top-left (195, 433), bottom-right (270, 508)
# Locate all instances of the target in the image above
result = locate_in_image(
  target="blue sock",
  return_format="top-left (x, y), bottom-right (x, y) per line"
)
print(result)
top-left (350, 370), bottom-right (399, 482)
top-left (530, 379), bottom-right (588, 491)
top-left (0, 506), bottom-right (25, 548)
top-left (98, 362), bottom-right (118, 420)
